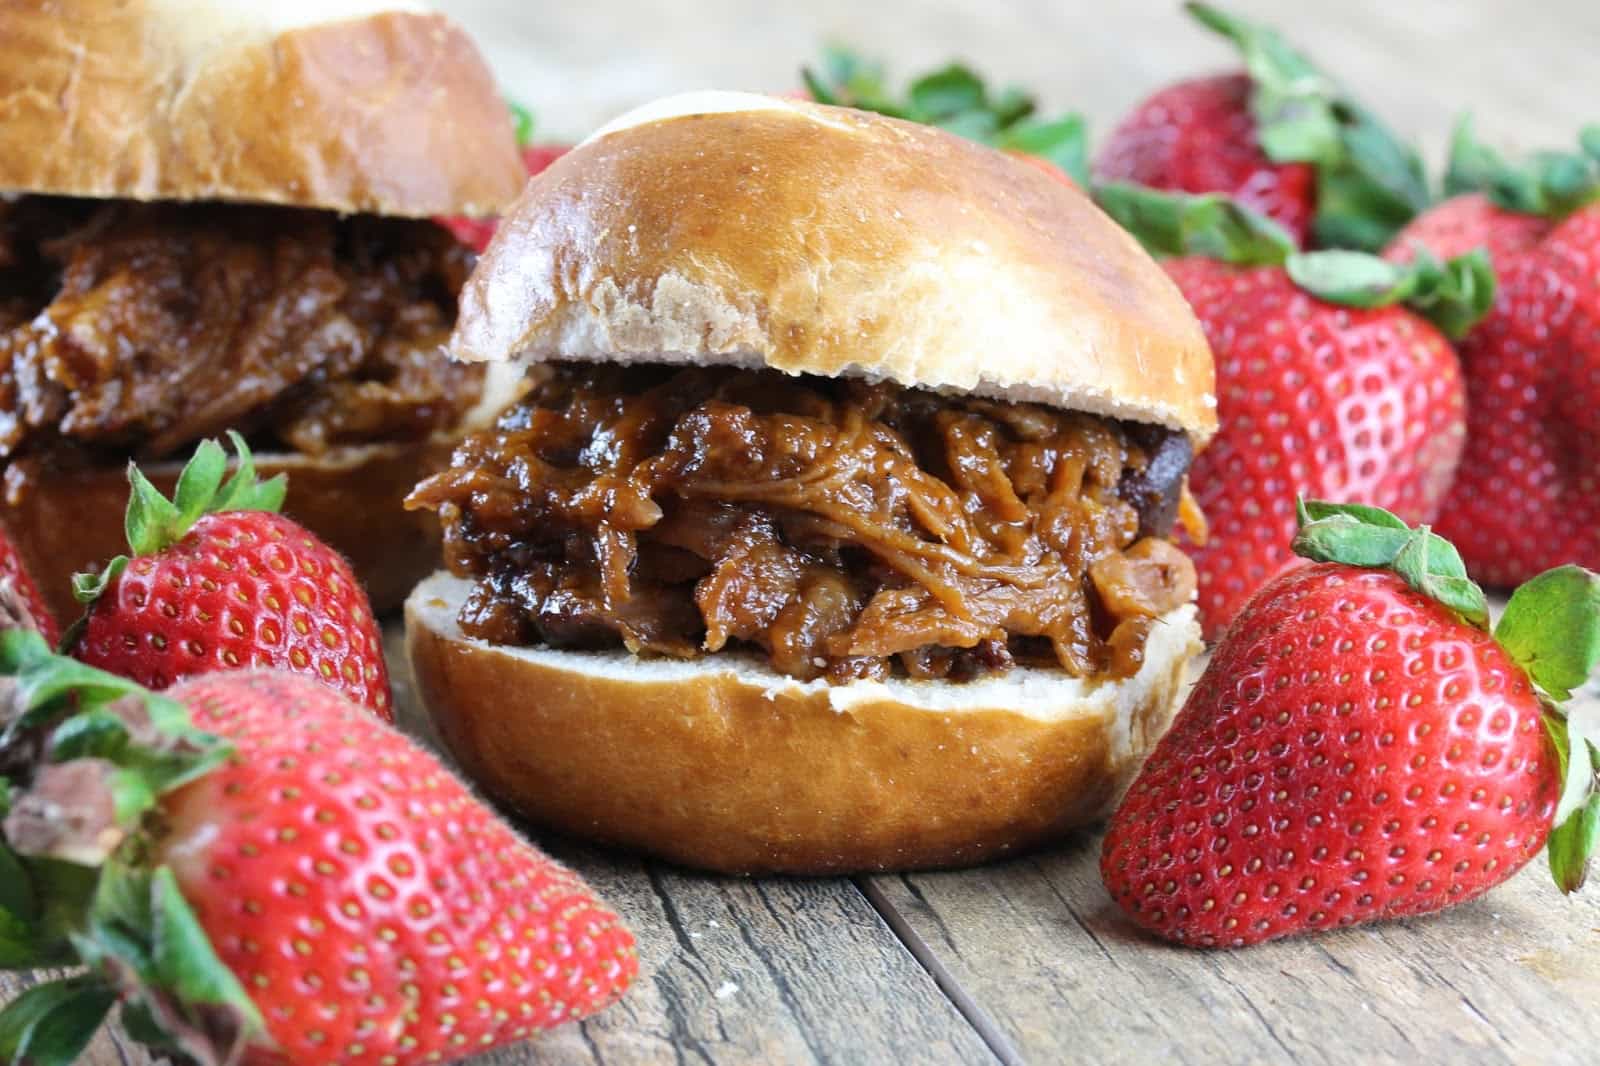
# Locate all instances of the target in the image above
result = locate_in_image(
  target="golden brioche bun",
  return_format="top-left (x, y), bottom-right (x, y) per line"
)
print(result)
top-left (406, 573), bottom-right (1202, 875)
top-left (0, 0), bottom-right (525, 217)
top-left (453, 91), bottom-right (1217, 442)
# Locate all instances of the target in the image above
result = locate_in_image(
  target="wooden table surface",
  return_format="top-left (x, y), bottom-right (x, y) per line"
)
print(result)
top-left (6, 2), bottom-right (1600, 1064)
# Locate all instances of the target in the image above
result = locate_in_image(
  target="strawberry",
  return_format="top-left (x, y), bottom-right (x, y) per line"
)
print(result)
top-left (0, 640), bottom-right (636, 1064)
top-left (1095, 3), bottom-right (1429, 251)
top-left (1384, 122), bottom-right (1600, 586)
top-left (0, 525), bottom-right (57, 646)
top-left (67, 433), bottom-right (392, 718)
top-left (438, 100), bottom-right (570, 253)
top-left (1097, 73), bottom-right (1317, 245)
top-left (1101, 501), bottom-right (1600, 948)
top-left (1098, 185), bottom-right (1480, 637)
top-left (801, 45), bottom-right (1089, 184)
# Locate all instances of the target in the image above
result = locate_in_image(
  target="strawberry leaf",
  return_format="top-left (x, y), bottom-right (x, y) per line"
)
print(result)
top-left (126, 432), bottom-right (283, 557)
top-left (1545, 710), bottom-right (1600, 892)
top-left (209, 432), bottom-right (287, 515)
top-left (1093, 183), bottom-right (1296, 265)
top-left (0, 905), bottom-right (37, 969)
top-left (1312, 102), bottom-right (1432, 253)
top-left (69, 556), bottom-right (128, 608)
top-left (1286, 247), bottom-right (1495, 338)
top-left (149, 867), bottom-right (264, 1045)
top-left (0, 630), bottom-right (227, 864)
top-left (1495, 566), bottom-right (1600, 702)
top-left (1296, 499), bottom-right (1409, 529)
top-left (1185, 2), bottom-right (1340, 163)
top-left (123, 464), bottom-right (183, 558)
top-left (508, 99), bottom-right (535, 147)
top-left (1445, 115), bottom-right (1600, 219)
top-left (1582, 125), bottom-right (1600, 163)
top-left (71, 865), bottom-right (263, 1064)
top-left (1185, 3), bottom-right (1428, 251)
top-left (1000, 115), bottom-right (1087, 180)
top-left (0, 975), bottom-right (116, 1066)
top-left (801, 47), bottom-right (1089, 183)
top-left (73, 432), bottom-right (286, 620)
top-left (1548, 792), bottom-right (1600, 893)
top-left (1291, 498), bottom-right (1489, 627)
top-left (908, 65), bottom-right (986, 118)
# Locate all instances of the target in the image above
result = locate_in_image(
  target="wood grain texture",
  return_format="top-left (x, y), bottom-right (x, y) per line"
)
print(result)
top-left (0, 629), bottom-right (994, 1066)
top-left (861, 640), bottom-right (1600, 1066)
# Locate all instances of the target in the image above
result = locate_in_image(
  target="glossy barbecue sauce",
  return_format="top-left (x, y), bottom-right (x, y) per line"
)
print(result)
top-left (409, 363), bottom-right (1199, 684)
top-left (0, 196), bottom-right (484, 495)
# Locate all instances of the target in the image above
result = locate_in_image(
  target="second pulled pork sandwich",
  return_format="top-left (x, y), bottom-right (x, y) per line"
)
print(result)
top-left (405, 92), bottom-right (1218, 874)
top-left (0, 1), bottom-right (527, 617)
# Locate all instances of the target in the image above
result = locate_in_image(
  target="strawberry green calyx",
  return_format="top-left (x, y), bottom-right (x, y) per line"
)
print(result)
top-left (1445, 116), bottom-right (1600, 219)
top-left (1094, 182), bottom-right (1297, 264)
top-left (1292, 499), bottom-right (1600, 892)
top-left (1185, 3), bottom-right (1429, 251)
top-left (1286, 247), bottom-right (1495, 339)
top-left (508, 98), bottom-right (535, 147)
top-left (0, 630), bottom-right (263, 1063)
top-left (69, 431), bottom-right (286, 610)
top-left (1496, 567), bottom-right (1600, 891)
top-left (1291, 500), bottom-right (1489, 627)
top-left (1098, 185), bottom-right (1494, 337)
top-left (801, 46), bottom-right (1089, 183)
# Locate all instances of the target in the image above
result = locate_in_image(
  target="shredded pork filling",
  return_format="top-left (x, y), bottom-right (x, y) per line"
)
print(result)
top-left (0, 196), bottom-right (484, 490)
top-left (408, 364), bottom-right (1198, 684)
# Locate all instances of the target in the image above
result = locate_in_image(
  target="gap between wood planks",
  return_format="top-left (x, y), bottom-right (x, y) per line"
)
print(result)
top-left (852, 876), bottom-right (1024, 1066)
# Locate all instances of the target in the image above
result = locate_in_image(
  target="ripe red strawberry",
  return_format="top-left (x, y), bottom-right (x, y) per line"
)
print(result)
top-left (1098, 185), bottom-right (1479, 637)
top-left (1383, 125), bottom-right (1600, 586)
top-left (0, 644), bottom-right (636, 1064)
top-left (1095, 3), bottom-right (1428, 251)
top-left (0, 524), bottom-right (57, 645)
top-left (68, 433), bottom-right (392, 718)
top-left (1101, 501), bottom-right (1600, 947)
top-left (1386, 192), bottom-right (1553, 265)
top-left (1097, 73), bottom-right (1316, 245)
top-left (439, 143), bottom-right (570, 254)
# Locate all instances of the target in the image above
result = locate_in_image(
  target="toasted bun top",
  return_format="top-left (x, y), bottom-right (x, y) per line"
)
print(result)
top-left (0, 0), bottom-right (526, 217)
top-left (454, 92), bottom-right (1217, 440)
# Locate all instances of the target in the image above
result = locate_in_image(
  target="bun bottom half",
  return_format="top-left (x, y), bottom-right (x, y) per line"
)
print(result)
top-left (3, 440), bottom-right (453, 623)
top-left (405, 571), bottom-right (1202, 875)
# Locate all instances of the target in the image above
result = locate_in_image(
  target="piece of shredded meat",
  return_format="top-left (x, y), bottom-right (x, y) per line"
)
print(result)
top-left (0, 195), bottom-right (483, 477)
top-left (408, 364), bottom-right (1199, 684)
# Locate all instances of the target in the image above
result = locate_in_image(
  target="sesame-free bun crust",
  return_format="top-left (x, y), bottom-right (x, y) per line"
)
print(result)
top-left (3, 442), bottom-right (457, 624)
top-left (455, 92), bottom-right (1217, 441)
top-left (0, 1), bottom-right (525, 217)
top-left (405, 571), bottom-right (1202, 875)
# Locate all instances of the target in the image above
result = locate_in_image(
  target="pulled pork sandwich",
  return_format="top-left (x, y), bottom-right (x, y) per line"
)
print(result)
top-left (0, 1), bottom-right (527, 617)
top-left (405, 92), bottom-right (1218, 874)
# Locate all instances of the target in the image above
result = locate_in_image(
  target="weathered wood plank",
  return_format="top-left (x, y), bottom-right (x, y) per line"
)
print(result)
top-left (0, 628), bottom-right (995, 1066)
top-left (867, 698), bottom-right (1600, 1066)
